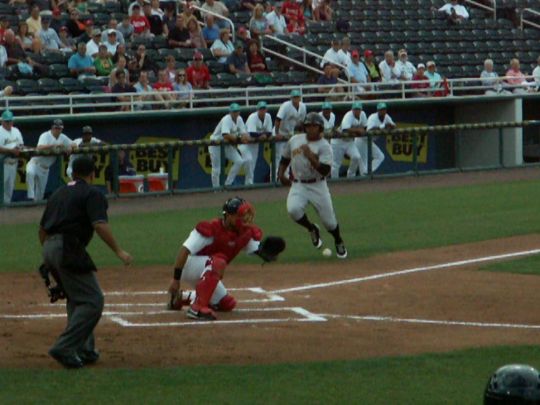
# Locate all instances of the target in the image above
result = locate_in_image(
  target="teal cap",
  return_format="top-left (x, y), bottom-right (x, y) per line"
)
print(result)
top-left (229, 103), bottom-right (241, 112)
top-left (351, 101), bottom-right (363, 110)
top-left (321, 102), bottom-right (332, 110)
top-left (257, 101), bottom-right (267, 110)
top-left (377, 102), bottom-right (388, 111)
top-left (290, 89), bottom-right (301, 97)
top-left (1, 110), bottom-right (13, 121)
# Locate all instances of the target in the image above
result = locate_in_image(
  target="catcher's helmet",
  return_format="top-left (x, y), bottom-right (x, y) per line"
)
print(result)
top-left (484, 364), bottom-right (540, 404)
top-left (304, 112), bottom-right (324, 128)
top-left (222, 197), bottom-right (247, 215)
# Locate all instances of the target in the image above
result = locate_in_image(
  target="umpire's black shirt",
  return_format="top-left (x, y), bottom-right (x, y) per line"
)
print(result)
top-left (40, 179), bottom-right (108, 247)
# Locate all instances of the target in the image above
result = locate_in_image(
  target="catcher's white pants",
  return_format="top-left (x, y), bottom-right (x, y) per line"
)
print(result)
top-left (287, 180), bottom-right (338, 231)
top-left (26, 161), bottom-right (49, 201)
top-left (331, 139), bottom-right (361, 178)
top-left (237, 143), bottom-right (258, 185)
top-left (208, 145), bottom-right (248, 188)
top-left (181, 255), bottom-right (228, 306)
top-left (3, 161), bottom-right (17, 203)
top-left (355, 137), bottom-right (385, 175)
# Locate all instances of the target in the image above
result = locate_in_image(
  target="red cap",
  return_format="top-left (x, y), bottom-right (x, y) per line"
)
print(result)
top-left (364, 49), bottom-right (373, 57)
top-left (52, 8), bottom-right (61, 16)
top-left (193, 51), bottom-right (203, 60)
top-left (85, 19), bottom-right (93, 26)
top-left (351, 50), bottom-right (359, 58)
top-left (238, 26), bottom-right (247, 33)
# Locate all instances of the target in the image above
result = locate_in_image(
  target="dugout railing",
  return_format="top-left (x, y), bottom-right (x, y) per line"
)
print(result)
top-left (1, 119), bottom-right (539, 208)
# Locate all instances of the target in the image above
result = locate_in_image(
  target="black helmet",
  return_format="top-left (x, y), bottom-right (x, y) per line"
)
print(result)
top-left (484, 364), bottom-right (540, 404)
top-left (304, 112), bottom-right (324, 128)
top-left (222, 196), bottom-right (246, 215)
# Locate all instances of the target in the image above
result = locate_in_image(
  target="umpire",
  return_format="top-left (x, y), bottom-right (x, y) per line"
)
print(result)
top-left (39, 156), bottom-right (132, 368)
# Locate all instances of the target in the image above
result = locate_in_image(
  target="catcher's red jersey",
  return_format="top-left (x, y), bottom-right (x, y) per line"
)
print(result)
top-left (195, 219), bottom-right (262, 263)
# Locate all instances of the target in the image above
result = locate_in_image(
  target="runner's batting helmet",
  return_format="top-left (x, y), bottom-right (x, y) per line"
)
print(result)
top-left (484, 364), bottom-right (540, 404)
top-left (304, 112), bottom-right (324, 129)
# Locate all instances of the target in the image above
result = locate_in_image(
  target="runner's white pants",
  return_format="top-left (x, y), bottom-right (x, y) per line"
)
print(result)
top-left (209, 145), bottom-right (248, 188)
top-left (3, 161), bottom-right (17, 203)
top-left (181, 255), bottom-right (228, 305)
top-left (331, 139), bottom-right (361, 178)
top-left (286, 180), bottom-right (337, 231)
top-left (355, 137), bottom-right (385, 175)
top-left (237, 143), bottom-right (258, 185)
top-left (26, 161), bottom-right (49, 201)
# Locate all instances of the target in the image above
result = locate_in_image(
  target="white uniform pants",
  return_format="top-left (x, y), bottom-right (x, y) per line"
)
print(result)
top-left (287, 180), bottom-right (337, 231)
top-left (331, 139), bottom-right (361, 178)
top-left (3, 161), bottom-right (17, 203)
top-left (274, 142), bottom-right (285, 180)
top-left (181, 255), bottom-right (228, 306)
top-left (208, 145), bottom-right (247, 188)
top-left (26, 161), bottom-right (50, 201)
top-left (237, 143), bottom-right (258, 185)
top-left (355, 137), bottom-right (385, 175)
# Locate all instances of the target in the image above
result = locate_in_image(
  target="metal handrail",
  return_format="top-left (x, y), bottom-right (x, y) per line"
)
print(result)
top-left (520, 8), bottom-right (540, 30)
top-left (179, 0), bottom-right (236, 41)
top-left (464, 0), bottom-right (496, 20)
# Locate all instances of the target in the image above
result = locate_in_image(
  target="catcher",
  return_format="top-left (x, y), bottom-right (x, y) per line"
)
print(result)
top-left (167, 197), bottom-right (285, 321)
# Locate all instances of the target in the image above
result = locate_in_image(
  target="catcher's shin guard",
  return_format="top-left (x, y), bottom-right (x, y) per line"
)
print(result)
top-left (193, 270), bottom-right (220, 310)
top-left (212, 294), bottom-right (237, 312)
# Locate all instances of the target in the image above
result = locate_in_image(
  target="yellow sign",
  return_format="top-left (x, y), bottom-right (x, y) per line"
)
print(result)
top-left (386, 124), bottom-right (428, 163)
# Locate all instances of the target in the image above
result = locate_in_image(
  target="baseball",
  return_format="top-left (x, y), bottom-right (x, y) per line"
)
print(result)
top-left (322, 248), bottom-right (332, 257)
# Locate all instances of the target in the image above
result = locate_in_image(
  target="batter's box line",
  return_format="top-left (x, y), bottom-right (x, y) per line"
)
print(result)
top-left (108, 307), bottom-right (327, 327)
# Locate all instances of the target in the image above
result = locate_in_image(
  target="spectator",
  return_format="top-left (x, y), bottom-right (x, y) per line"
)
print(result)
top-left (72, 0), bottom-right (89, 14)
top-left (286, 15), bottom-right (306, 35)
top-left (112, 70), bottom-right (136, 111)
top-left (202, 14), bottom-right (220, 46)
top-left (246, 39), bottom-right (267, 72)
top-left (168, 15), bottom-right (191, 48)
top-left (112, 43), bottom-right (132, 64)
top-left (411, 63), bottom-right (430, 97)
top-left (5, 29), bottom-right (46, 76)
top-left (130, 4), bottom-right (152, 37)
top-left (78, 19), bottom-right (94, 43)
top-left (0, 43), bottom-right (7, 68)
top-left (152, 69), bottom-right (175, 109)
top-left (249, 4), bottom-right (271, 38)
top-left (151, 0), bottom-right (165, 19)
top-left (211, 28), bottom-right (234, 63)
top-left (186, 51), bottom-right (211, 89)
top-left (94, 44), bottom-right (114, 77)
top-left (134, 44), bottom-right (156, 72)
top-left (505, 58), bottom-right (530, 94)
top-left (101, 19), bottom-right (126, 45)
top-left (338, 36), bottom-right (351, 66)
top-left (425, 60), bottom-right (444, 93)
top-left (320, 39), bottom-right (342, 69)
top-left (201, 0), bottom-right (230, 29)
top-left (17, 22), bottom-right (41, 54)
top-left (313, 0), bottom-right (332, 21)
top-left (395, 49), bottom-right (416, 81)
top-left (66, 9), bottom-right (86, 38)
top-left (282, 0), bottom-right (304, 26)
top-left (143, 0), bottom-right (166, 36)
top-left (163, 5), bottom-right (177, 33)
top-left (134, 70), bottom-right (155, 110)
top-left (174, 69), bottom-right (193, 106)
top-left (109, 55), bottom-right (129, 87)
top-left (236, 26), bottom-right (251, 48)
top-left (128, 0), bottom-right (145, 16)
top-left (302, 0), bottom-right (314, 20)
top-left (49, 9), bottom-right (64, 34)
top-left (437, 0), bottom-right (469, 24)
top-left (102, 30), bottom-right (119, 57)
top-left (266, 4), bottom-right (287, 34)
top-left (481, 58), bottom-right (510, 95)
top-left (165, 55), bottom-right (177, 82)
top-left (58, 26), bottom-right (76, 53)
top-left (318, 62), bottom-right (343, 98)
top-left (86, 29), bottom-right (101, 60)
top-left (227, 41), bottom-right (250, 74)
top-left (39, 16), bottom-right (62, 52)
top-left (347, 50), bottom-right (369, 93)
top-left (180, 4), bottom-right (198, 27)
top-left (379, 50), bottom-right (400, 83)
top-left (26, 5), bottom-right (42, 36)
top-left (187, 17), bottom-right (206, 48)
top-left (118, 15), bottom-right (135, 42)
top-left (68, 42), bottom-right (96, 79)
top-left (533, 56), bottom-right (540, 91)
top-left (363, 49), bottom-right (381, 82)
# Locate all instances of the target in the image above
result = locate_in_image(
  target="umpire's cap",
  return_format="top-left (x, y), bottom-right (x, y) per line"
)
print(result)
top-left (304, 112), bottom-right (324, 128)
top-left (72, 156), bottom-right (95, 178)
top-left (484, 364), bottom-right (540, 404)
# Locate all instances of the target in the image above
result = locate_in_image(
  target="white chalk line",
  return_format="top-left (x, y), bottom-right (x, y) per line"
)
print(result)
top-left (319, 314), bottom-right (540, 330)
top-left (272, 248), bottom-right (540, 294)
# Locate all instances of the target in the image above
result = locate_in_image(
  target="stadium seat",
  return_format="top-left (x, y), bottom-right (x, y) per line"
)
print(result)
top-left (37, 78), bottom-right (62, 94)
top-left (15, 79), bottom-right (39, 95)
top-left (42, 51), bottom-right (69, 65)
top-left (49, 64), bottom-right (69, 79)
top-left (59, 78), bottom-right (85, 93)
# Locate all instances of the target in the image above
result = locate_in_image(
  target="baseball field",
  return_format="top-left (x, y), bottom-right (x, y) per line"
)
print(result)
top-left (1, 167), bottom-right (540, 404)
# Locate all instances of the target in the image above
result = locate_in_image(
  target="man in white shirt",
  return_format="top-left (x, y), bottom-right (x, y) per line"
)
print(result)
top-left (361, 102), bottom-right (395, 175)
top-left (438, 0), bottom-right (469, 24)
top-left (533, 56), bottom-right (540, 91)
top-left (266, 4), bottom-right (287, 35)
top-left (104, 30), bottom-right (120, 57)
top-left (347, 50), bottom-right (369, 93)
top-left (318, 102), bottom-right (335, 137)
top-left (39, 16), bottom-right (62, 51)
top-left (274, 89), bottom-right (307, 180)
top-left (26, 119), bottom-right (74, 201)
top-left (67, 126), bottom-right (102, 180)
top-left (320, 39), bottom-right (343, 70)
top-left (0, 44), bottom-right (7, 67)
top-left (394, 49), bottom-right (416, 81)
top-left (101, 19), bottom-right (125, 44)
top-left (240, 101), bottom-right (272, 185)
top-left (379, 50), bottom-right (400, 84)
top-left (0, 110), bottom-right (24, 204)
top-left (86, 29), bottom-right (101, 60)
top-left (209, 103), bottom-right (250, 188)
top-left (201, 0), bottom-right (230, 29)
top-left (333, 101), bottom-right (365, 178)
top-left (337, 36), bottom-right (352, 67)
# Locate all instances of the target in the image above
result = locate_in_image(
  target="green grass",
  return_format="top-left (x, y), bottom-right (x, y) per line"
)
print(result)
top-left (2, 179), bottom-right (540, 273)
top-left (1, 345), bottom-right (539, 404)
top-left (480, 254), bottom-right (540, 276)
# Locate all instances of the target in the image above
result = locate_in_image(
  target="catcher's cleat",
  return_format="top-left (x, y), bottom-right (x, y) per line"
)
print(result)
top-left (187, 305), bottom-right (217, 321)
top-left (309, 224), bottom-right (323, 249)
top-left (336, 242), bottom-right (348, 259)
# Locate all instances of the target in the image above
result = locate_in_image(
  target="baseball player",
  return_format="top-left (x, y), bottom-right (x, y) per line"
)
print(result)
top-left (319, 102), bottom-right (336, 137)
top-left (331, 102), bottom-right (365, 179)
top-left (67, 126), bottom-right (103, 180)
top-left (361, 102), bottom-right (394, 175)
top-left (278, 112), bottom-right (347, 258)
top-left (0, 110), bottom-right (24, 204)
top-left (209, 103), bottom-right (250, 188)
top-left (239, 101), bottom-right (272, 185)
top-left (26, 119), bottom-right (74, 201)
top-left (274, 89), bottom-right (307, 180)
top-left (167, 197), bottom-right (263, 321)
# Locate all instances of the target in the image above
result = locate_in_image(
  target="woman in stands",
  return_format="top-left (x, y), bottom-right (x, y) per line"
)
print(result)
top-left (187, 17), bottom-right (206, 49)
top-left (246, 39), bottom-right (267, 73)
top-left (249, 4), bottom-right (271, 39)
top-left (109, 55), bottom-right (130, 88)
top-left (174, 69), bottom-right (193, 107)
top-left (16, 21), bottom-right (41, 54)
top-left (301, 0), bottom-right (314, 21)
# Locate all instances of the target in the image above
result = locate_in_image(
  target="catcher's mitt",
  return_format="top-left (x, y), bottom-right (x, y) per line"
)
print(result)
top-left (255, 236), bottom-right (286, 262)
top-left (168, 290), bottom-right (193, 311)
